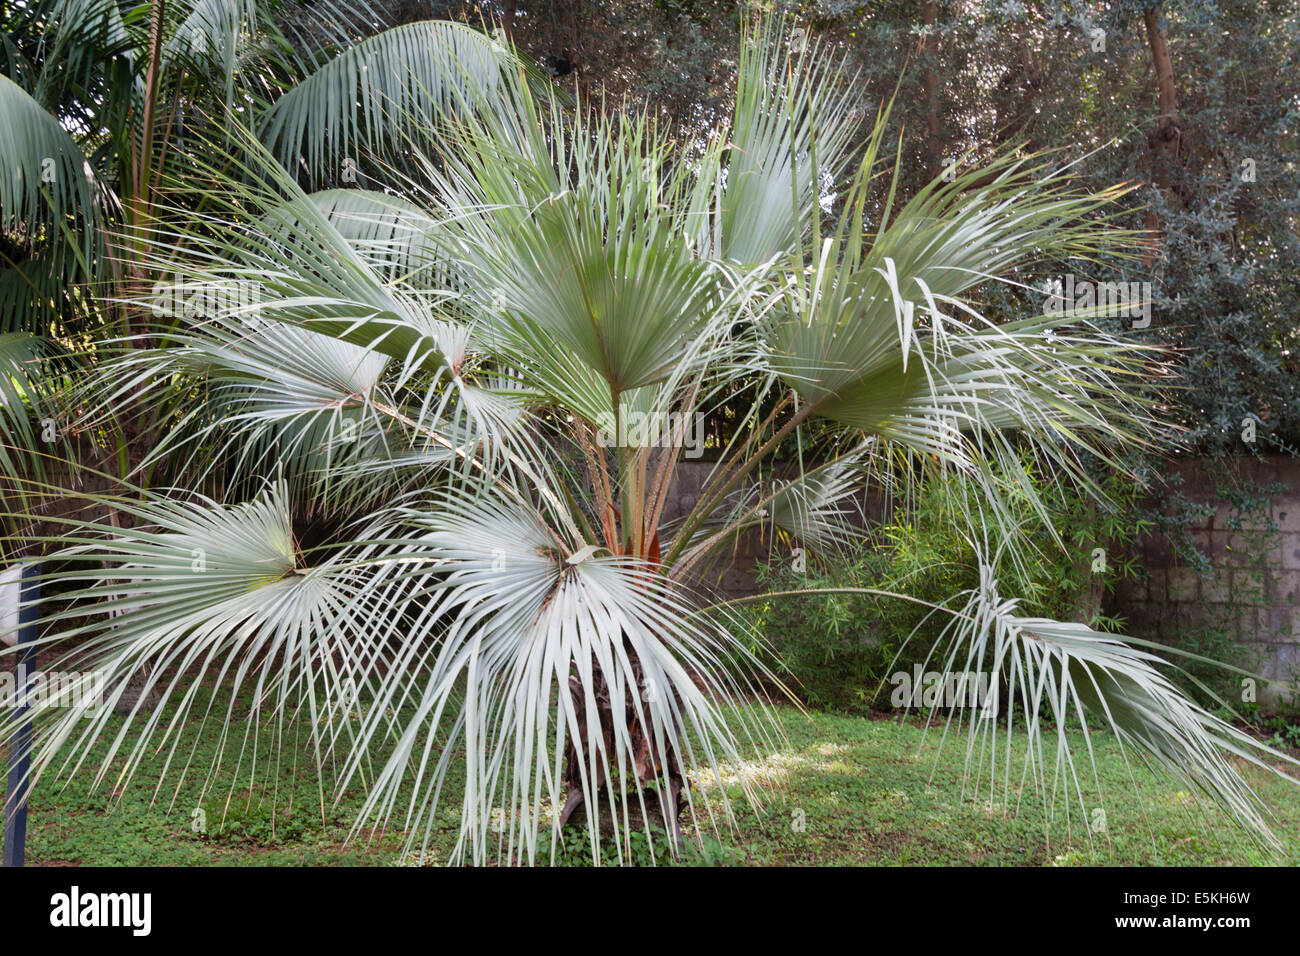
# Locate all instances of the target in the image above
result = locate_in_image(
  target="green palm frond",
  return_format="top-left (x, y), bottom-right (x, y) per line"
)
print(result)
top-left (86, 120), bottom-right (542, 512)
top-left (427, 93), bottom-right (747, 425)
top-left (4, 0), bottom-right (140, 113)
top-left (0, 332), bottom-right (64, 484)
top-left (694, 18), bottom-right (860, 264)
top-left (132, 130), bottom-right (453, 372)
top-left (260, 20), bottom-right (523, 182)
top-left (0, 73), bottom-right (100, 330)
top-left (758, 151), bottom-right (1163, 549)
top-left (160, 0), bottom-right (261, 104)
top-left (305, 188), bottom-right (445, 290)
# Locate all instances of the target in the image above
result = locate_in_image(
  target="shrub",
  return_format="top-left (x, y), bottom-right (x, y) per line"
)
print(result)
top-left (749, 459), bottom-right (1150, 712)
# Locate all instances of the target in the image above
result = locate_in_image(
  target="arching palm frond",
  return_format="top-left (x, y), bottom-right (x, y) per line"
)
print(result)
top-left (0, 332), bottom-right (67, 485)
top-left (306, 188), bottom-right (445, 290)
top-left (0, 484), bottom-right (420, 806)
top-left (4, 0), bottom-right (141, 115)
top-left (260, 20), bottom-right (523, 183)
top-left (0, 73), bottom-right (101, 332)
top-left (161, 0), bottom-right (262, 103)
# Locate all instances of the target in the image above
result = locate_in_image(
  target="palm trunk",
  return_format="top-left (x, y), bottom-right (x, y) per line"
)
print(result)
top-left (557, 661), bottom-right (686, 848)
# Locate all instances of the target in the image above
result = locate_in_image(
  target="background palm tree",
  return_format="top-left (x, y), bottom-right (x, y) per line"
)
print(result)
top-left (0, 0), bottom-right (523, 510)
top-left (3, 14), bottom-right (1297, 865)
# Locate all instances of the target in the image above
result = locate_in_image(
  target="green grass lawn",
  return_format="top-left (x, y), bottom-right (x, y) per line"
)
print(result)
top-left (10, 702), bottom-right (1300, 866)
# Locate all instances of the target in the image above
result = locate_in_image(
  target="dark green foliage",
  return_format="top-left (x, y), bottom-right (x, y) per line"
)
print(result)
top-left (197, 790), bottom-right (323, 846)
top-left (751, 539), bottom-right (952, 712)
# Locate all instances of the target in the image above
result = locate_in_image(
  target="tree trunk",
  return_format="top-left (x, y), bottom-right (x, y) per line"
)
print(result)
top-left (919, 1), bottom-right (943, 173)
top-left (112, 669), bottom-right (162, 715)
top-left (557, 665), bottom-right (686, 849)
top-left (1141, 4), bottom-right (1180, 266)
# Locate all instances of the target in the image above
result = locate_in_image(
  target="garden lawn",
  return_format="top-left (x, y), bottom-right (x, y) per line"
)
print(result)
top-left (8, 703), bottom-right (1299, 866)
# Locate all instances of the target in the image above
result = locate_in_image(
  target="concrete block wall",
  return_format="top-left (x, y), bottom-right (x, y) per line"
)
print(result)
top-left (1112, 455), bottom-right (1300, 699)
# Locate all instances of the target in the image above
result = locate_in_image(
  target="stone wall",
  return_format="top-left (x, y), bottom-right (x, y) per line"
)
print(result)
top-left (1111, 454), bottom-right (1300, 701)
top-left (661, 459), bottom-right (764, 599)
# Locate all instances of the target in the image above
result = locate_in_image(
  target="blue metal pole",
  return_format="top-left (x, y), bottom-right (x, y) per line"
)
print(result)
top-left (4, 563), bottom-right (40, 868)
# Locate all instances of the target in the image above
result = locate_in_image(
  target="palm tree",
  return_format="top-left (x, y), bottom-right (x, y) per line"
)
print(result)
top-left (0, 0), bottom-right (524, 508)
top-left (4, 16), bottom-right (1296, 865)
